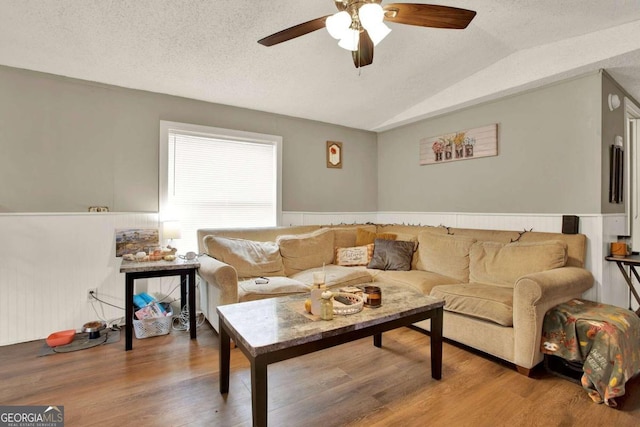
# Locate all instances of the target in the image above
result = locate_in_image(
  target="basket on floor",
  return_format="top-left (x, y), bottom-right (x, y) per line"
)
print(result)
top-left (133, 304), bottom-right (173, 339)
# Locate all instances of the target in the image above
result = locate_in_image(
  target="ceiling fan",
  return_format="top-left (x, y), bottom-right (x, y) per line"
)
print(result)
top-left (258, 1), bottom-right (476, 68)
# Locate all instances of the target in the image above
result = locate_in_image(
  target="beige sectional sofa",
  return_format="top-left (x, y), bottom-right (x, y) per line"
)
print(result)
top-left (196, 224), bottom-right (593, 374)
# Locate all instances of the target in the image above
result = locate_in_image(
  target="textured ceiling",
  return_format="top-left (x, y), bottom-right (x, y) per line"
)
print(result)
top-left (1, 1), bottom-right (640, 131)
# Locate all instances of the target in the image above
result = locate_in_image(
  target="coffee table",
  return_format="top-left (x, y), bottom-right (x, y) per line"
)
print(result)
top-left (217, 283), bottom-right (444, 427)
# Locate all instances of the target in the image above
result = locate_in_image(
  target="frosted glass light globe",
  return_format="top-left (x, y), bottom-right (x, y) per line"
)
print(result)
top-left (326, 11), bottom-right (351, 40)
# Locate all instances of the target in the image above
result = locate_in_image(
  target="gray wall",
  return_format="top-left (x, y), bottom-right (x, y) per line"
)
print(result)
top-left (0, 65), bottom-right (377, 213)
top-left (601, 72), bottom-right (626, 213)
top-left (377, 73), bottom-right (603, 214)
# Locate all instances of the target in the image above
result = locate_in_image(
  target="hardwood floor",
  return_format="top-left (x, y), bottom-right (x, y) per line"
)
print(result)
top-left (1, 321), bottom-right (638, 427)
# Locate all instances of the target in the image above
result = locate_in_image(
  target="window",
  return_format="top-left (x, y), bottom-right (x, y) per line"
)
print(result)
top-left (159, 121), bottom-right (282, 252)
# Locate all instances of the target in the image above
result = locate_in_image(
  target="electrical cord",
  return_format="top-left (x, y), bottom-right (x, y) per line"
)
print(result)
top-left (89, 292), bottom-right (124, 328)
top-left (89, 280), bottom-right (203, 331)
top-left (172, 304), bottom-right (206, 331)
top-left (89, 291), bottom-right (124, 310)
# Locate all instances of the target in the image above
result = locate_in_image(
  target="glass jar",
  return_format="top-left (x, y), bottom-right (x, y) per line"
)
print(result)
top-left (320, 291), bottom-right (333, 320)
top-left (363, 286), bottom-right (382, 308)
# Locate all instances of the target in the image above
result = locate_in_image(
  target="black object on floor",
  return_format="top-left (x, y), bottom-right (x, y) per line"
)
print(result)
top-left (544, 354), bottom-right (583, 384)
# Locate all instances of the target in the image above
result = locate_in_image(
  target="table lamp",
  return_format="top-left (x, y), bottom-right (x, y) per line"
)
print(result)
top-left (162, 220), bottom-right (182, 251)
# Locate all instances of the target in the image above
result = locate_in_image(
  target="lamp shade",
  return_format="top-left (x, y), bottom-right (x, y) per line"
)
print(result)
top-left (367, 22), bottom-right (391, 46)
top-left (338, 28), bottom-right (360, 51)
top-left (326, 11), bottom-right (351, 40)
top-left (162, 220), bottom-right (182, 240)
top-left (358, 3), bottom-right (384, 30)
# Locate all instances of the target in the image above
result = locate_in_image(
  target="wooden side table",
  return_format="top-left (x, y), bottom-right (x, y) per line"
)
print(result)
top-left (120, 259), bottom-right (200, 350)
top-left (605, 255), bottom-right (640, 315)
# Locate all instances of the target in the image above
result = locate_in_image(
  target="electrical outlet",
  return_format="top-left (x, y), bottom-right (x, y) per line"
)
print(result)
top-left (87, 288), bottom-right (97, 303)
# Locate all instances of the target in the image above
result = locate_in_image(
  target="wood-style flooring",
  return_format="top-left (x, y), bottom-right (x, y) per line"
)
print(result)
top-left (1, 321), bottom-right (638, 426)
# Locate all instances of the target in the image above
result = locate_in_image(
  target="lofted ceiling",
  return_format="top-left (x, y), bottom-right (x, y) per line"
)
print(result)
top-left (1, 1), bottom-right (640, 131)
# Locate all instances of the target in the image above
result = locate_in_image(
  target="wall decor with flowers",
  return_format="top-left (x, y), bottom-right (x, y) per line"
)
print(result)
top-left (419, 124), bottom-right (498, 165)
top-left (327, 141), bottom-right (343, 168)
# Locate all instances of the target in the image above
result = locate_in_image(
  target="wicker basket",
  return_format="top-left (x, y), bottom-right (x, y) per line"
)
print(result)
top-left (133, 304), bottom-right (173, 339)
top-left (332, 293), bottom-right (364, 315)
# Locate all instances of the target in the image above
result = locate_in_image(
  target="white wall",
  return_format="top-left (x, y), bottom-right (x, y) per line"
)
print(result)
top-left (0, 210), bottom-right (633, 346)
top-left (0, 213), bottom-right (162, 346)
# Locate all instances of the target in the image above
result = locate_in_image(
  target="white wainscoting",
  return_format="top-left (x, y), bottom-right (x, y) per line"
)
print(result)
top-left (283, 211), bottom-right (633, 309)
top-left (0, 211), bottom-right (631, 346)
top-left (0, 212), bottom-right (185, 346)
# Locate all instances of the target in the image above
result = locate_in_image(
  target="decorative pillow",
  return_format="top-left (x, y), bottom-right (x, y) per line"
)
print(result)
top-left (355, 228), bottom-right (397, 246)
top-left (276, 228), bottom-right (335, 276)
top-left (335, 244), bottom-right (375, 266)
top-left (469, 240), bottom-right (568, 288)
top-left (367, 239), bottom-right (415, 271)
top-left (415, 232), bottom-right (476, 282)
top-left (203, 236), bottom-right (285, 278)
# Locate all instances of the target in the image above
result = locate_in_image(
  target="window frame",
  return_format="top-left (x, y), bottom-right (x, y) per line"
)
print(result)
top-left (159, 120), bottom-right (283, 231)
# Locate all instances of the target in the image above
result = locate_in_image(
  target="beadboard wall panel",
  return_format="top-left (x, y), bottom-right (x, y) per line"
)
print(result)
top-left (0, 211), bottom-right (627, 346)
top-left (0, 213), bottom-right (160, 346)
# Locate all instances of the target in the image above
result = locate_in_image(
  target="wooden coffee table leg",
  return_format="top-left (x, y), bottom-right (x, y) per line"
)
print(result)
top-left (251, 356), bottom-right (268, 427)
top-left (219, 325), bottom-right (230, 394)
top-left (373, 333), bottom-right (382, 348)
top-left (430, 307), bottom-right (443, 380)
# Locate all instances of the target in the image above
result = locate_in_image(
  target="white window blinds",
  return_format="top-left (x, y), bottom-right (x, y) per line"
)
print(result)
top-left (161, 122), bottom-right (281, 252)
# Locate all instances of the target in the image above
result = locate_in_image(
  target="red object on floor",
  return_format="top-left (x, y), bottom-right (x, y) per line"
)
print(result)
top-left (46, 330), bottom-right (76, 347)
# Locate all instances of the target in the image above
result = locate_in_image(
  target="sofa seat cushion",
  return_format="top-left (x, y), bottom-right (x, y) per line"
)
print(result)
top-left (430, 283), bottom-right (514, 326)
top-left (238, 277), bottom-right (310, 302)
top-left (277, 229), bottom-right (335, 276)
top-left (469, 240), bottom-right (568, 288)
top-left (372, 270), bottom-right (462, 295)
top-left (289, 265), bottom-right (372, 288)
top-left (204, 236), bottom-right (285, 278)
top-left (415, 231), bottom-right (476, 282)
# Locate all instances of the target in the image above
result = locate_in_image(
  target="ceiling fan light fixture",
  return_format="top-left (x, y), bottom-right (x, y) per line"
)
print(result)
top-left (338, 28), bottom-right (360, 51)
top-left (326, 11), bottom-right (351, 39)
top-left (358, 3), bottom-right (385, 30)
top-left (367, 22), bottom-right (391, 46)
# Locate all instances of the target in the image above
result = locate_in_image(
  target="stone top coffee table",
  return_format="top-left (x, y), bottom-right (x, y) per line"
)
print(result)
top-left (217, 283), bottom-right (444, 427)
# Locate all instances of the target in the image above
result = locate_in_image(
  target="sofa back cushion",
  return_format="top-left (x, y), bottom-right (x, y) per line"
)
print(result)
top-left (204, 236), bottom-right (285, 278)
top-left (277, 228), bottom-right (335, 276)
top-left (469, 240), bottom-right (568, 288)
top-left (355, 228), bottom-right (397, 246)
top-left (415, 232), bottom-right (476, 282)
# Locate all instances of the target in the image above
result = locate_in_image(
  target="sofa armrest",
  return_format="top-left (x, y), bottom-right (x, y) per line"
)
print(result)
top-left (198, 255), bottom-right (239, 304)
top-left (197, 255), bottom-right (238, 331)
top-left (512, 267), bottom-right (594, 369)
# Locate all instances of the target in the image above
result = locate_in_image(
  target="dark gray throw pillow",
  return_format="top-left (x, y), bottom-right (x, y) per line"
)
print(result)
top-left (367, 238), bottom-right (415, 271)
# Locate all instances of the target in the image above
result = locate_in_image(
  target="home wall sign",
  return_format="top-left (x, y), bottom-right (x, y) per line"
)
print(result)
top-left (419, 124), bottom-right (498, 165)
top-left (327, 141), bottom-right (343, 168)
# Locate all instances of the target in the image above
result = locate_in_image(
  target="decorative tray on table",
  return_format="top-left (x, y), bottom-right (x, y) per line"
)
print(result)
top-left (332, 292), bottom-right (364, 315)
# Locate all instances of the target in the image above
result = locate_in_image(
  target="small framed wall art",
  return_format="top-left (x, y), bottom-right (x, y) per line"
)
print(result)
top-left (327, 141), bottom-right (343, 168)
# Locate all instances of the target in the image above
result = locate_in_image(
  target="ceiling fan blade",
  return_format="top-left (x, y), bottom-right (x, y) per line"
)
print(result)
top-left (258, 15), bottom-right (330, 46)
top-left (352, 30), bottom-right (374, 68)
top-left (383, 3), bottom-right (476, 29)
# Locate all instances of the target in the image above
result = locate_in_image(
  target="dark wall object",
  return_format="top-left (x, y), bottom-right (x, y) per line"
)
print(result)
top-left (562, 215), bottom-right (579, 234)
